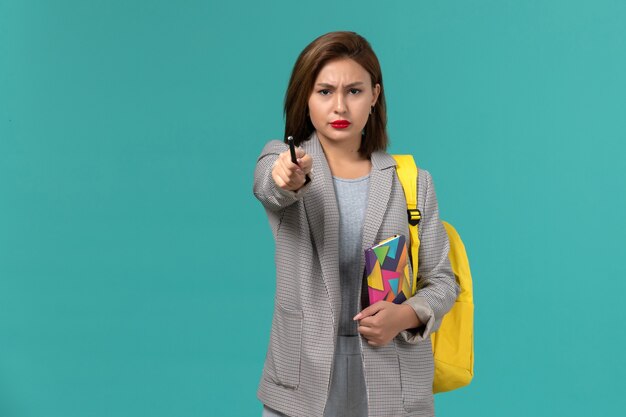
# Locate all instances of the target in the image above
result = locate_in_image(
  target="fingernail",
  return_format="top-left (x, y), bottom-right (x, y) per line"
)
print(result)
top-left (353, 314), bottom-right (361, 320)
top-left (297, 158), bottom-right (302, 164)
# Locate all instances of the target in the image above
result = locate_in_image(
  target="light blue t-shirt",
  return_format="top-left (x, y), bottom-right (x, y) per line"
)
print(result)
top-left (332, 174), bottom-right (370, 336)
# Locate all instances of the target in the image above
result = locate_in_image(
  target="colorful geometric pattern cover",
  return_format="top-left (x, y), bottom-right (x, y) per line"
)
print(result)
top-left (364, 234), bottom-right (411, 306)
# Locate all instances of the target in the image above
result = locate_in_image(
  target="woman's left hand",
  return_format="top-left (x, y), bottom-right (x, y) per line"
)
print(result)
top-left (354, 301), bottom-right (421, 347)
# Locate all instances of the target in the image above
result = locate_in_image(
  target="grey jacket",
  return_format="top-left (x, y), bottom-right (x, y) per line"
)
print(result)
top-left (253, 132), bottom-right (459, 417)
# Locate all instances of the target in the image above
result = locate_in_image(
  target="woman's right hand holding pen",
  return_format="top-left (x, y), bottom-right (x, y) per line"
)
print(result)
top-left (272, 147), bottom-right (312, 191)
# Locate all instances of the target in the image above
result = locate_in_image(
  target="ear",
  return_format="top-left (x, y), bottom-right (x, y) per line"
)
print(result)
top-left (371, 83), bottom-right (381, 106)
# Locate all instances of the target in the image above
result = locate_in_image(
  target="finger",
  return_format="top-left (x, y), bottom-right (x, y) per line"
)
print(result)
top-left (365, 337), bottom-right (378, 348)
top-left (280, 150), bottom-right (296, 167)
top-left (289, 170), bottom-right (306, 188)
top-left (357, 325), bottom-right (373, 338)
top-left (291, 159), bottom-right (305, 175)
top-left (279, 151), bottom-right (295, 169)
top-left (280, 157), bottom-right (304, 183)
top-left (279, 159), bottom-right (306, 189)
top-left (283, 149), bottom-right (304, 169)
top-left (292, 163), bottom-right (305, 176)
top-left (276, 161), bottom-right (295, 189)
top-left (295, 147), bottom-right (306, 159)
top-left (271, 159), bottom-right (284, 186)
top-left (281, 152), bottom-right (304, 175)
top-left (358, 316), bottom-right (378, 328)
top-left (354, 301), bottom-right (385, 321)
top-left (297, 155), bottom-right (313, 174)
top-left (360, 327), bottom-right (381, 347)
top-left (273, 169), bottom-right (287, 189)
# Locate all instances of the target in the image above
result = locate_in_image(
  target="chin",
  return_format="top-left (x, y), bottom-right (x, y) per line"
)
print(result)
top-left (321, 128), bottom-right (358, 140)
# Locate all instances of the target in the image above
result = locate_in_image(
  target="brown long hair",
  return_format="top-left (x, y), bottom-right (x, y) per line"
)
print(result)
top-left (284, 31), bottom-right (388, 158)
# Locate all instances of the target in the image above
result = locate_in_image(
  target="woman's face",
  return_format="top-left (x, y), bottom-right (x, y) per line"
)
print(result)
top-left (308, 58), bottom-right (380, 150)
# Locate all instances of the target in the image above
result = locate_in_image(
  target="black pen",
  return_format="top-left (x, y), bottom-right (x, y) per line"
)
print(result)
top-left (287, 135), bottom-right (311, 185)
top-left (287, 136), bottom-right (298, 164)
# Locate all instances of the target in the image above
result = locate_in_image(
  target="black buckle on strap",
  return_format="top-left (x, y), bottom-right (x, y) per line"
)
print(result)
top-left (408, 209), bottom-right (421, 226)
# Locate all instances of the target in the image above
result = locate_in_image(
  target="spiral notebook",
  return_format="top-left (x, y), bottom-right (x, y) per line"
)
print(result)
top-left (363, 234), bottom-right (412, 306)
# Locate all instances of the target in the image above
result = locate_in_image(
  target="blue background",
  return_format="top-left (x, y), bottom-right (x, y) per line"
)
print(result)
top-left (1, 1), bottom-right (625, 416)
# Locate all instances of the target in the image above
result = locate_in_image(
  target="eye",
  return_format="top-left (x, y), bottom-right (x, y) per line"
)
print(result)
top-left (318, 89), bottom-right (331, 96)
top-left (349, 88), bottom-right (361, 94)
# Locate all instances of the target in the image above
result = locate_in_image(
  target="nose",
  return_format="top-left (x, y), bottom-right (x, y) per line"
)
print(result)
top-left (334, 93), bottom-right (346, 114)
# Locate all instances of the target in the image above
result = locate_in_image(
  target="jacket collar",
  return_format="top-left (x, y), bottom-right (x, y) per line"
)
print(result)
top-left (302, 131), bottom-right (397, 171)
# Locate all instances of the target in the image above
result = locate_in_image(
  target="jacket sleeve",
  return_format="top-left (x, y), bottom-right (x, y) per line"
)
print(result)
top-left (400, 169), bottom-right (460, 344)
top-left (253, 140), bottom-right (314, 213)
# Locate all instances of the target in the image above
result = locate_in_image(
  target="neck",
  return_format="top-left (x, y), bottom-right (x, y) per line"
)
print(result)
top-left (315, 132), bottom-right (372, 178)
top-left (317, 133), bottom-right (365, 165)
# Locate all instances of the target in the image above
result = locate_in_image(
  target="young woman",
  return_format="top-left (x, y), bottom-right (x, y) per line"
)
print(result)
top-left (253, 31), bottom-right (459, 417)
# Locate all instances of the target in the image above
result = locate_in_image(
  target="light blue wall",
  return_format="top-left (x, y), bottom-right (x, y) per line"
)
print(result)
top-left (1, 1), bottom-right (625, 416)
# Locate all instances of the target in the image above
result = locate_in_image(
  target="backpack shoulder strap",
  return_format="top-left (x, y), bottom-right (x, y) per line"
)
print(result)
top-left (392, 154), bottom-right (421, 295)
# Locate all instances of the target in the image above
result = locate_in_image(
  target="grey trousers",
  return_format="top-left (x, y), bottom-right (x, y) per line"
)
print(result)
top-left (262, 335), bottom-right (368, 417)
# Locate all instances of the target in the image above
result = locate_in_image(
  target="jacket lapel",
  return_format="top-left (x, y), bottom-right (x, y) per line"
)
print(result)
top-left (301, 133), bottom-right (342, 330)
top-left (361, 150), bottom-right (397, 253)
top-left (358, 150), bottom-right (397, 310)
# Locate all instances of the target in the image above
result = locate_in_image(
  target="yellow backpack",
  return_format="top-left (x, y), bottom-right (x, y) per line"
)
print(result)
top-left (392, 155), bottom-right (474, 394)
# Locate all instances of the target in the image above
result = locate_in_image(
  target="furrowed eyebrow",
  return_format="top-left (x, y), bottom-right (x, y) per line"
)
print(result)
top-left (316, 81), bottom-right (365, 88)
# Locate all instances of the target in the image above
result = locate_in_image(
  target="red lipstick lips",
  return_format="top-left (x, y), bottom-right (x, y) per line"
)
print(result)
top-left (330, 120), bottom-right (351, 129)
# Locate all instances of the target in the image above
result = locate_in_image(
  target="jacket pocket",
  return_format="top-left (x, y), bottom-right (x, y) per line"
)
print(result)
top-left (267, 303), bottom-right (303, 389)
top-left (396, 339), bottom-right (434, 413)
